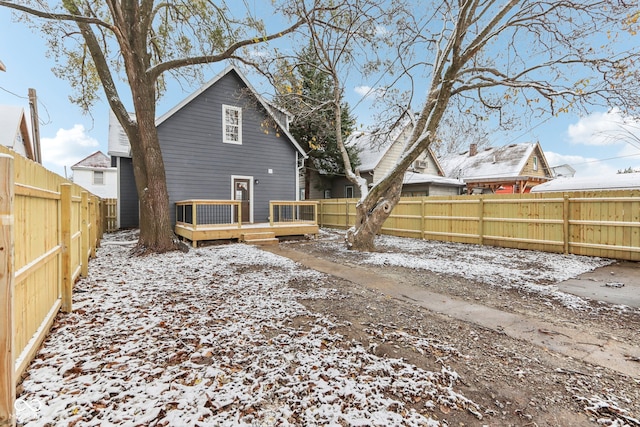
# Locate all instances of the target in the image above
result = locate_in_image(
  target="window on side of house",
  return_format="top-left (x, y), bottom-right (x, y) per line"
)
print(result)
top-left (223, 105), bottom-right (242, 144)
top-left (533, 156), bottom-right (538, 171)
top-left (93, 170), bottom-right (104, 185)
top-left (324, 189), bottom-right (332, 199)
top-left (345, 185), bottom-right (354, 198)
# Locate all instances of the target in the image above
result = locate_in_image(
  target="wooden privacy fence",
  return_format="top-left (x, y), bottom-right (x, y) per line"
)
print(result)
top-left (103, 198), bottom-right (118, 232)
top-left (317, 190), bottom-right (640, 261)
top-left (1, 148), bottom-right (105, 425)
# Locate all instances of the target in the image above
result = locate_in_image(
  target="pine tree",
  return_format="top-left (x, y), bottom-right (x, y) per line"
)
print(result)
top-left (275, 44), bottom-right (358, 197)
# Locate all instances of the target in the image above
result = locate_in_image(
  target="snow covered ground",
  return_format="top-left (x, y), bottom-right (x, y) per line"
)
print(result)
top-left (309, 229), bottom-right (615, 310)
top-left (15, 229), bottom-right (618, 426)
top-left (17, 231), bottom-right (480, 426)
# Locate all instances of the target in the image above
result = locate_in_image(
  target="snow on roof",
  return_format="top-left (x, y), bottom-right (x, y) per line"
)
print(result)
top-left (440, 143), bottom-right (536, 180)
top-left (71, 150), bottom-right (111, 169)
top-left (403, 171), bottom-right (464, 187)
top-left (347, 118), bottom-right (412, 172)
top-left (531, 173), bottom-right (640, 193)
top-left (346, 131), bottom-right (392, 172)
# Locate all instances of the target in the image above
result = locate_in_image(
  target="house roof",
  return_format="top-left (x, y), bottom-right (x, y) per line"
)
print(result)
top-left (531, 173), bottom-right (640, 193)
top-left (156, 64), bottom-right (306, 158)
top-left (403, 171), bottom-right (464, 187)
top-left (71, 151), bottom-right (112, 169)
top-left (346, 120), bottom-right (444, 175)
top-left (440, 142), bottom-right (546, 180)
top-left (346, 131), bottom-right (391, 172)
top-left (0, 105), bottom-right (34, 160)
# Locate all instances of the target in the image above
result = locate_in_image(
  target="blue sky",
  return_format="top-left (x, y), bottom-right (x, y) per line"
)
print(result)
top-left (1, 6), bottom-right (640, 179)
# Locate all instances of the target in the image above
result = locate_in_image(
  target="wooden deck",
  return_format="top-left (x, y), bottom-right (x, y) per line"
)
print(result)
top-left (175, 222), bottom-right (319, 247)
top-left (174, 200), bottom-right (319, 247)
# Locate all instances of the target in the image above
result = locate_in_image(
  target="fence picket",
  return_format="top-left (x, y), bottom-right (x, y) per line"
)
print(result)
top-left (0, 154), bottom-right (15, 427)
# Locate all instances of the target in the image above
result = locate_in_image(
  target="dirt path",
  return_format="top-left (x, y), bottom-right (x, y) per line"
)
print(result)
top-left (266, 245), bottom-right (640, 379)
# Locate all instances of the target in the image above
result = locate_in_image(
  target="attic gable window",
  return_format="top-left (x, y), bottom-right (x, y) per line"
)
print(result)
top-left (533, 156), bottom-right (538, 171)
top-left (223, 105), bottom-right (242, 144)
top-left (93, 170), bottom-right (104, 185)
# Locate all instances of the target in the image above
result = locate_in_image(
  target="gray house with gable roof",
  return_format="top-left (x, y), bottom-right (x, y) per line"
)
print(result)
top-left (108, 64), bottom-right (306, 229)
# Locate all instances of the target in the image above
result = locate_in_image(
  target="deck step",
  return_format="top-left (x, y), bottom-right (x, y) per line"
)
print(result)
top-left (241, 232), bottom-right (279, 245)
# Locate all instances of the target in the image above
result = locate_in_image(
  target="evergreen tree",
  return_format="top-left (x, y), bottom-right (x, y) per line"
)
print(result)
top-left (275, 44), bottom-right (358, 196)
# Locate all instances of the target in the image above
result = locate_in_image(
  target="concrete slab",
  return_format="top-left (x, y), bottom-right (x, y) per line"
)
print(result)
top-left (557, 261), bottom-right (640, 308)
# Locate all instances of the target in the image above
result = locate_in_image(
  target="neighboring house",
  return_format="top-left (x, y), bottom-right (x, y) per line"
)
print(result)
top-left (70, 151), bottom-right (117, 199)
top-left (309, 122), bottom-right (463, 199)
top-left (108, 64), bottom-right (306, 229)
top-left (0, 105), bottom-right (35, 160)
top-left (531, 172), bottom-right (640, 193)
top-left (440, 142), bottom-right (553, 194)
top-left (551, 164), bottom-right (576, 178)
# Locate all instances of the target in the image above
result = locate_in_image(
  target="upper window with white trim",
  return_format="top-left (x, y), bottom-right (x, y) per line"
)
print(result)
top-left (223, 105), bottom-right (242, 144)
top-left (93, 170), bottom-right (104, 185)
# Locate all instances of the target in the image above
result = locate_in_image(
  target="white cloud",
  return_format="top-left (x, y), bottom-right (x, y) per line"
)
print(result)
top-left (567, 108), bottom-right (640, 147)
top-left (354, 85), bottom-right (385, 100)
top-left (545, 151), bottom-right (619, 177)
top-left (41, 124), bottom-right (100, 176)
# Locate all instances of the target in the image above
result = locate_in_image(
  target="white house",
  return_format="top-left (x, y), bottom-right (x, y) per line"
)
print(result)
top-left (0, 105), bottom-right (35, 160)
top-left (71, 151), bottom-right (117, 199)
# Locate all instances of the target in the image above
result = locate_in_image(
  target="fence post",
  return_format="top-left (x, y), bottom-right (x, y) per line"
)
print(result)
top-left (563, 194), bottom-right (570, 255)
top-left (81, 192), bottom-right (89, 277)
top-left (0, 154), bottom-right (15, 427)
top-left (269, 202), bottom-right (274, 227)
top-left (89, 196), bottom-right (97, 258)
top-left (100, 199), bottom-right (107, 241)
top-left (421, 198), bottom-right (426, 240)
top-left (478, 197), bottom-right (485, 246)
top-left (313, 202), bottom-right (318, 226)
top-left (60, 184), bottom-right (73, 313)
top-left (345, 199), bottom-right (349, 228)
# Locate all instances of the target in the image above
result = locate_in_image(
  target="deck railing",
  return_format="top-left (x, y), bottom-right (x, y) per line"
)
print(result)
top-left (176, 200), bottom-right (242, 228)
top-left (175, 200), bottom-right (319, 228)
top-left (269, 200), bottom-right (318, 226)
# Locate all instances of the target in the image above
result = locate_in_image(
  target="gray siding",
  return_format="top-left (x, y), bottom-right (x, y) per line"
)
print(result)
top-left (117, 157), bottom-right (139, 228)
top-left (157, 71), bottom-right (299, 224)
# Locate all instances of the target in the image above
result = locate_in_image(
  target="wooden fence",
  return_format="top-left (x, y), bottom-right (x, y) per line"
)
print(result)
top-left (103, 198), bottom-right (118, 232)
top-left (1, 147), bottom-right (105, 425)
top-left (317, 190), bottom-right (640, 261)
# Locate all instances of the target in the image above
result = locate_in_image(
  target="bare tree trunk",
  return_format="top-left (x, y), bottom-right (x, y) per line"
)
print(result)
top-left (121, 32), bottom-right (183, 254)
top-left (129, 117), bottom-right (180, 254)
top-left (346, 174), bottom-right (403, 251)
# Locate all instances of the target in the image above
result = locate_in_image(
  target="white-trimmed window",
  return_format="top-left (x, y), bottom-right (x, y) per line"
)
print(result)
top-left (533, 156), bottom-right (538, 171)
top-left (345, 185), bottom-right (354, 198)
top-left (223, 105), bottom-right (242, 144)
top-left (93, 170), bottom-right (104, 185)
